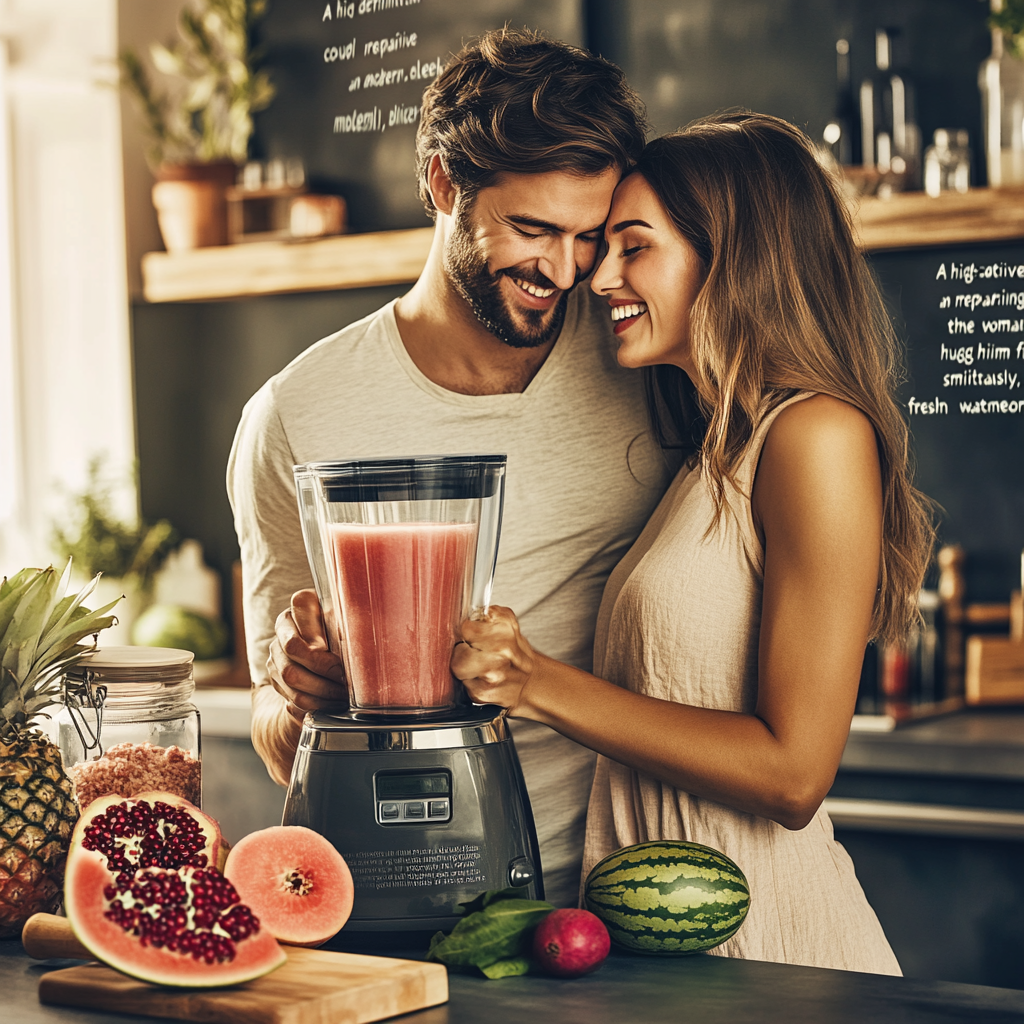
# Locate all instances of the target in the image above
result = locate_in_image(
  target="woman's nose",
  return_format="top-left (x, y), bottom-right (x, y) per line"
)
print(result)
top-left (591, 250), bottom-right (620, 294)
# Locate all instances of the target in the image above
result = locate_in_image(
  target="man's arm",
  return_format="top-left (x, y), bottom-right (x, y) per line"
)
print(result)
top-left (227, 384), bottom-right (344, 785)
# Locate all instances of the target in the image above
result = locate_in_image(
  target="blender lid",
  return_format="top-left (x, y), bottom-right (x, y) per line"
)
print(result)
top-left (295, 454), bottom-right (506, 503)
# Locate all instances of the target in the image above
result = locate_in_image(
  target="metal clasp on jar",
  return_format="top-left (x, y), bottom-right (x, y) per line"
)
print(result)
top-left (63, 669), bottom-right (108, 757)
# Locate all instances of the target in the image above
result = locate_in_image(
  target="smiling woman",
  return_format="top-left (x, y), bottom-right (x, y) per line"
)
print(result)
top-left (452, 112), bottom-right (935, 977)
top-left (593, 176), bottom-right (705, 371)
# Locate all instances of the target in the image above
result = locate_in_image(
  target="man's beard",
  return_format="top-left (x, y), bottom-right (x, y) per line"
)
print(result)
top-left (444, 202), bottom-right (576, 349)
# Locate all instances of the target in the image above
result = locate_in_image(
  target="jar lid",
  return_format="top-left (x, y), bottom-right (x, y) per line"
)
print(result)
top-left (65, 646), bottom-right (195, 685)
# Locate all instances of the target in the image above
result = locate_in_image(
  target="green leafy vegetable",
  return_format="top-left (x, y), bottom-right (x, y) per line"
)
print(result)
top-left (426, 888), bottom-right (554, 979)
top-left (481, 958), bottom-right (531, 979)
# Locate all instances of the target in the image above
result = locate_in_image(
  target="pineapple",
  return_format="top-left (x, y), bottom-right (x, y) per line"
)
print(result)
top-left (0, 563), bottom-right (119, 936)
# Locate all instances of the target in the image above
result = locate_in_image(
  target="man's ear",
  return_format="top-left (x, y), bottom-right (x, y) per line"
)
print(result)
top-left (427, 154), bottom-right (457, 216)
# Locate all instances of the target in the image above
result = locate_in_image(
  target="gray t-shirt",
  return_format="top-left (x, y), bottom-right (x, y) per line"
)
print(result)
top-left (227, 288), bottom-right (671, 907)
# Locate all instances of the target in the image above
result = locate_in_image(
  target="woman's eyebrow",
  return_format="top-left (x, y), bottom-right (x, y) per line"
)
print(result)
top-left (610, 219), bottom-right (653, 233)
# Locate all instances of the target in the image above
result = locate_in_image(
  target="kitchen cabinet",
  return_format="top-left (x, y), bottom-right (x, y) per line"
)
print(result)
top-left (829, 710), bottom-right (1024, 989)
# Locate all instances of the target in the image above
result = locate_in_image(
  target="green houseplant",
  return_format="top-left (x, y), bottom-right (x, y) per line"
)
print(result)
top-left (121, 0), bottom-right (275, 250)
top-left (51, 458), bottom-right (177, 644)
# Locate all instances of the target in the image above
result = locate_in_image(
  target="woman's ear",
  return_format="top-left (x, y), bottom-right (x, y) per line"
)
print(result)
top-left (427, 154), bottom-right (457, 216)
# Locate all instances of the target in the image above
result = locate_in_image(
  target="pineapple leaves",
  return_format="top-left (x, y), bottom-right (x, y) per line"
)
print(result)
top-left (0, 564), bottom-right (121, 731)
top-left (0, 567), bottom-right (59, 684)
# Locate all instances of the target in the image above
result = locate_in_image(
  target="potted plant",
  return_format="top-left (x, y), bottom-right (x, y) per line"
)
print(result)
top-left (121, 0), bottom-right (275, 250)
top-left (51, 457), bottom-right (178, 644)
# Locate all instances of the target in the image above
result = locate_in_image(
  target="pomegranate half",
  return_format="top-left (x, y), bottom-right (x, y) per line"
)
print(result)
top-left (64, 792), bottom-right (285, 986)
top-left (223, 825), bottom-right (354, 947)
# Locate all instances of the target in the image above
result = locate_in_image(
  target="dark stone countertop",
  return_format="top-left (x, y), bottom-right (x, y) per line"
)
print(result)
top-left (5, 939), bottom-right (1024, 1024)
top-left (842, 710), bottom-right (1024, 780)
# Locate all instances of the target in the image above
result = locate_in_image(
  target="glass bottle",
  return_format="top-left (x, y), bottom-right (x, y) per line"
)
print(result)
top-left (924, 129), bottom-right (972, 196)
top-left (57, 646), bottom-right (201, 811)
top-left (979, 25), bottom-right (1024, 185)
top-left (860, 28), bottom-right (922, 192)
top-left (823, 39), bottom-right (859, 166)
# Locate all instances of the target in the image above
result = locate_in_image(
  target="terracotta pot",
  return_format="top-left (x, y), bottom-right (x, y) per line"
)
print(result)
top-left (152, 161), bottom-right (238, 252)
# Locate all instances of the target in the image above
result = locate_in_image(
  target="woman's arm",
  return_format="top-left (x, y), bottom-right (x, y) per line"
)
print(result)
top-left (453, 395), bottom-right (882, 830)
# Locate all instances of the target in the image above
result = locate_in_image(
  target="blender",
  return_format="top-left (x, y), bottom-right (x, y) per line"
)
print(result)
top-left (283, 455), bottom-right (543, 932)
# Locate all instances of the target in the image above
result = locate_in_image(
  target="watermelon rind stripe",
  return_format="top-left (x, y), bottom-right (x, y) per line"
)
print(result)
top-left (584, 840), bottom-right (750, 956)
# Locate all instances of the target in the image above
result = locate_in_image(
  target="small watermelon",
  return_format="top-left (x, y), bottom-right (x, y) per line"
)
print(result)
top-left (584, 840), bottom-right (750, 955)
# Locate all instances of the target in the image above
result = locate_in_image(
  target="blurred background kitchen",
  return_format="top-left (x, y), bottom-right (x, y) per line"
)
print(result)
top-left (2, 0), bottom-right (1024, 991)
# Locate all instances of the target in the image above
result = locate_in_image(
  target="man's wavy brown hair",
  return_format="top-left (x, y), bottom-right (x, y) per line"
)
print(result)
top-left (415, 28), bottom-right (647, 214)
top-left (637, 112), bottom-right (934, 645)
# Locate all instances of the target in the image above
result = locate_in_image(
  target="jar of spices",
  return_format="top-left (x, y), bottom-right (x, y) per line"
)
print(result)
top-left (57, 646), bottom-right (202, 812)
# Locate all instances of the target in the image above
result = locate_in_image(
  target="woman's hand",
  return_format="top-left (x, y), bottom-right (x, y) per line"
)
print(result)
top-left (451, 606), bottom-right (538, 713)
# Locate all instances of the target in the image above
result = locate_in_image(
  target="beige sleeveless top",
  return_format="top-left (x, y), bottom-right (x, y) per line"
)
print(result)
top-left (583, 392), bottom-right (901, 976)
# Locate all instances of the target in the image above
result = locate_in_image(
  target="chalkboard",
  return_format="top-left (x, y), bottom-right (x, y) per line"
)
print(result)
top-left (872, 243), bottom-right (1024, 602)
top-left (587, 0), bottom-right (991, 188)
top-left (252, 0), bottom-right (583, 232)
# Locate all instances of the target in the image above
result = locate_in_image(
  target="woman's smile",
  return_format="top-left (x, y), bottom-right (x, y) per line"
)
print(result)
top-left (591, 173), bottom-right (704, 372)
top-left (609, 299), bottom-right (649, 334)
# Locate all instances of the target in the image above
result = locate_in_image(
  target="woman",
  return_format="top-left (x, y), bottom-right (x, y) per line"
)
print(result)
top-left (451, 112), bottom-right (933, 974)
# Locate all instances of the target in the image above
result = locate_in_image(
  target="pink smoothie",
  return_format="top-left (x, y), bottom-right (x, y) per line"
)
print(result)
top-left (328, 521), bottom-right (477, 711)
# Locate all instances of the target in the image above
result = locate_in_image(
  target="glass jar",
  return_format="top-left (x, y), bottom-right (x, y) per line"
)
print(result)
top-left (924, 129), bottom-right (972, 197)
top-left (57, 646), bottom-right (202, 811)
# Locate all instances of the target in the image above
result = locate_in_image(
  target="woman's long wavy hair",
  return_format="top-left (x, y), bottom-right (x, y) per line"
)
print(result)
top-left (636, 112), bottom-right (934, 645)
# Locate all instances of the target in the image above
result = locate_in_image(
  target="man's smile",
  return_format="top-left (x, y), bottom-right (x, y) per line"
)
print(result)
top-left (504, 273), bottom-right (560, 311)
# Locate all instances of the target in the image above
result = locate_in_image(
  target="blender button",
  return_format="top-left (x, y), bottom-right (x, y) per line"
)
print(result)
top-left (428, 800), bottom-right (449, 818)
top-left (380, 803), bottom-right (400, 820)
top-left (404, 802), bottom-right (425, 818)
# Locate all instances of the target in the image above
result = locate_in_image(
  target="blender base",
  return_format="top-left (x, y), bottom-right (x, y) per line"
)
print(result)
top-left (283, 704), bottom-right (544, 932)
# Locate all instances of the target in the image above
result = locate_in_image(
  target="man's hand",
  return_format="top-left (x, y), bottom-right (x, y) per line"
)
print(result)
top-left (267, 589), bottom-right (348, 720)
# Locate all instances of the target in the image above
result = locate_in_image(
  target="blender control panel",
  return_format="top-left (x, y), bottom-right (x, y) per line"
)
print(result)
top-left (374, 769), bottom-right (452, 826)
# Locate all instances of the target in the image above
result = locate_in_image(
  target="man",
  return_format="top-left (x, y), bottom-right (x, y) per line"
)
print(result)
top-left (227, 28), bottom-right (672, 908)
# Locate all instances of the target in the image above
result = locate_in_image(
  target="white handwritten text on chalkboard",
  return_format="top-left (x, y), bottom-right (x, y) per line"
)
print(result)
top-left (909, 260), bottom-right (1024, 416)
top-left (364, 31), bottom-right (417, 56)
top-left (333, 107), bottom-right (382, 132)
top-left (323, 0), bottom-right (422, 17)
top-left (324, 40), bottom-right (356, 62)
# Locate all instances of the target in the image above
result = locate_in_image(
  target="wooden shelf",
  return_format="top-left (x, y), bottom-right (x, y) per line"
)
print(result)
top-left (140, 187), bottom-right (1024, 303)
top-left (854, 184), bottom-right (1024, 251)
top-left (141, 226), bottom-right (434, 302)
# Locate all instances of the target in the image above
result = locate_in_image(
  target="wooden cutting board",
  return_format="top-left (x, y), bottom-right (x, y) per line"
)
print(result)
top-left (38, 944), bottom-right (449, 1024)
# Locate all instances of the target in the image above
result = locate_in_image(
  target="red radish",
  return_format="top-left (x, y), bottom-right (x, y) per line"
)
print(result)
top-left (532, 908), bottom-right (611, 977)
top-left (223, 825), bottom-right (354, 947)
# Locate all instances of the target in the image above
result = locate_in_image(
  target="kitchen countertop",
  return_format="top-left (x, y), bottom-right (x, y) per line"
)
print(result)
top-left (841, 710), bottom-right (1024, 780)
top-left (198, 690), bottom-right (1024, 780)
top-left (4, 940), bottom-right (1024, 1024)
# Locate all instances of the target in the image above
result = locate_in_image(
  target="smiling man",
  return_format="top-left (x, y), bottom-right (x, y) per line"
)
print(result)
top-left (227, 28), bottom-right (673, 909)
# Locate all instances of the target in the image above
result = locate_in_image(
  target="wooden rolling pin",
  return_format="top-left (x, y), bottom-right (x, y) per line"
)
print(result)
top-left (21, 913), bottom-right (92, 961)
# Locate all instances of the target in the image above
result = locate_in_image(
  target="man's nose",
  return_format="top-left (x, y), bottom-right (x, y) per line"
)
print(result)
top-left (537, 236), bottom-right (578, 292)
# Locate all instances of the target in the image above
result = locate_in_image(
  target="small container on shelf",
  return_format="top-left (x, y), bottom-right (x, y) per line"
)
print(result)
top-left (57, 646), bottom-right (202, 812)
top-left (924, 130), bottom-right (971, 197)
top-left (979, 23), bottom-right (1024, 186)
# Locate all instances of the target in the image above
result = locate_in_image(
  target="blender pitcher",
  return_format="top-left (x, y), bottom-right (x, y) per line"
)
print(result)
top-left (295, 455), bottom-right (506, 716)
